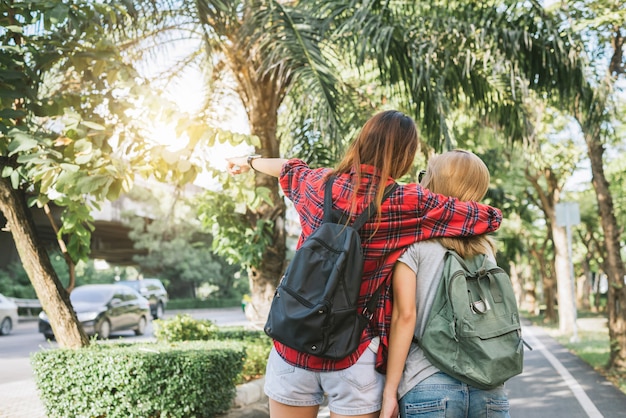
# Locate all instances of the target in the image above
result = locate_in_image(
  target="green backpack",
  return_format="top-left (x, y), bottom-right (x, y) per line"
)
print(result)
top-left (417, 250), bottom-right (530, 389)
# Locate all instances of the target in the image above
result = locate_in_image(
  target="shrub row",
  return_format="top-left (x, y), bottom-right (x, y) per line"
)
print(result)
top-left (154, 314), bottom-right (272, 384)
top-left (31, 340), bottom-right (246, 418)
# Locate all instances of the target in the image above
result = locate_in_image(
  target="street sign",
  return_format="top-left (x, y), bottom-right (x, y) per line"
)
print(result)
top-left (556, 202), bottom-right (580, 227)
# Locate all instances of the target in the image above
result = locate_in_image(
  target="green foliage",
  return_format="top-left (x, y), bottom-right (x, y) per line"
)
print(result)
top-left (123, 183), bottom-right (246, 299)
top-left (31, 340), bottom-right (245, 418)
top-left (324, 0), bottom-right (585, 150)
top-left (212, 328), bottom-right (272, 384)
top-left (196, 189), bottom-right (275, 267)
top-left (0, 260), bottom-right (36, 299)
top-left (153, 314), bottom-right (218, 343)
top-left (153, 316), bottom-right (272, 384)
top-left (0, 250), bottom-right (119, 298)
top-left (1, 1), bottom-right (145, 263)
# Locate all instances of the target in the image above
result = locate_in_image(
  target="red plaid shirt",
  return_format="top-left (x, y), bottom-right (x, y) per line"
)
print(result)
top-left (276, 159), bottom-right (502, 372)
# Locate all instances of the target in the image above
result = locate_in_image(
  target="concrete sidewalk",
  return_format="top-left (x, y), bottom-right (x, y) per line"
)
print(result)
top-left (1, 317), bottom-right (623, 418)
top-left (0, 374), bottom-right (269, 418)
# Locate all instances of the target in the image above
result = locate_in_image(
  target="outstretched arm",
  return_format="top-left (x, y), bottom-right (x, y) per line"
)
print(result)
top-left (227, 156), bottom-right (288, 178)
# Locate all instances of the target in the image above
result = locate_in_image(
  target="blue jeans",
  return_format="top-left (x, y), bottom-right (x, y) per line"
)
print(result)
top-left (399, 372), bottom-right (510, 418)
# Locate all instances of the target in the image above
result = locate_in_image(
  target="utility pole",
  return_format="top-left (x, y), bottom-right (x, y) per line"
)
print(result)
top-left (555, 201), bottom-right (581, 343)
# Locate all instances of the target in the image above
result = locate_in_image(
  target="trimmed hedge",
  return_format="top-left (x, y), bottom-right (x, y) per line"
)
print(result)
top-left (31, 340), bottom-right (245, 418)
top-left (154, 315), bottom-right (272, 384)
top-left (153, 314), bottom-right (218, 342)
top-left (216, 327), bottom-right (272, 383)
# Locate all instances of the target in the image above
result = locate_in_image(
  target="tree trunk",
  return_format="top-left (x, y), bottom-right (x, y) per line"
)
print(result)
top-left (525, 168), bottom-right (573, 327)
top-left (0, 177), bottom-right (88, 348)
top-left (530, 246), bottom-right (557, 322)
top-left (584, 130), bottom-right (626, 370)
top-left (579, 259), bottom-right (591, 310)
top-left (239, 76), bottom-right (287, 325)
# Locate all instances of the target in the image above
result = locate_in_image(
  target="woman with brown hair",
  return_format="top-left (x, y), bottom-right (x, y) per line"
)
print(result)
top-left (381, 149), bottom-right (509, 418)
top-left (228, 112), bottom-right (502, 418)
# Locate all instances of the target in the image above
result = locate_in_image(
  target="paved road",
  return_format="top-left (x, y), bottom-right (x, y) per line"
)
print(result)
top-left (505, 319), bottom-right (624, 418)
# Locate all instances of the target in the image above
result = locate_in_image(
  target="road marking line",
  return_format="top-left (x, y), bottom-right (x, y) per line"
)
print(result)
top-left (525, 326), bottom-right (603, 418)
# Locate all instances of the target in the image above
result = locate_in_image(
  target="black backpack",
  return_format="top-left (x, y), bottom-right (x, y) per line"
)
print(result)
top-left (264, 176), bottom-right (397, 360)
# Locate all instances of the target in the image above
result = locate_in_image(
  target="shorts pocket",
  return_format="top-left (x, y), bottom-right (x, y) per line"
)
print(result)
top-left (269, 349), bottom-right (295, 376)
top-left (338, 349), bottom-right (379, 390)
top-left (486, 398), bottom-right (510, 417)
top-left (402, 399), bottom-right (446, 417)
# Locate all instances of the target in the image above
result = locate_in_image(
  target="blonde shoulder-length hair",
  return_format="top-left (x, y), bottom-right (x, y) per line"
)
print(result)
top-left (419, 149), bottom-right (496, 258)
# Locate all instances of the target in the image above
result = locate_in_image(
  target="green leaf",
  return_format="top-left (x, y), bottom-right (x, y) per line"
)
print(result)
top-left (81, 121), bottom-right (105, 131)
top-left (1, 166), bottom-right (13, 178)
top-left (7, 134), bottom-right (38, 155)
top-left (59, 163), bottom-right (80, 173)
top-left (0, 109), bottom-right (27, 119)
top-left (48, 4), bottom-right (69, 25)
top-left (75, 175), bottom-right (109, 194)
top-left (10, 170), bottom-right (19, 189)
top-left (74, 153), bottom-right (93, 165)
top-left (3, 25), bottom-right (22, 33)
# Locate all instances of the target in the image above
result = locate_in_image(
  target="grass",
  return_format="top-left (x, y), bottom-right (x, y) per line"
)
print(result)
top-left (523, 310), bottom-right (626, 394)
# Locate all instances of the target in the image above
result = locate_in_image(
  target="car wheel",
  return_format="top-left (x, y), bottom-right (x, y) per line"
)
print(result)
top-left (0, 317), bottom-right (12, 335)
top-left (154, 302), bottom-right (164, 319)
top-left (134, 316), bottom-right (147, 336)
top-left (44, 333), bottom-right (55, 341)
top-left (97, 319), bottom-right (111, 340)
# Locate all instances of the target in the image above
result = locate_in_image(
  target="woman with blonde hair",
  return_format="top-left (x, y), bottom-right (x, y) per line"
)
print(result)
top-left (381, 149), bottom-right (509, 418)
top-left (228, 114), bottom-right (503, 418)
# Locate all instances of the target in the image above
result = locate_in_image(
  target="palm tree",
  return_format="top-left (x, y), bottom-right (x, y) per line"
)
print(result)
top-left (117, 0), bottom-right (588, 323)
top-left (114, 0), bottom-right (350, 322)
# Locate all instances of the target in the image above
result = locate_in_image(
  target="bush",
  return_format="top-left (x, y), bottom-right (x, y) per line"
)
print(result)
top-left (31, 340), bottom-right (245, 418)
top-left (154, 315), bottom-right (272, 384)
top-left (153, 314), bottom-right (218, 342)
top-left (216, 328), bottom-right (272, 383)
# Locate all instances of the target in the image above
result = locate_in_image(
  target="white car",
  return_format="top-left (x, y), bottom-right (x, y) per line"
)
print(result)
top-left (0, 293), bottom-right (18, 335)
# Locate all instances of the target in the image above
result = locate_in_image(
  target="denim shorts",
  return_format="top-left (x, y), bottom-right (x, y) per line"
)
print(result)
top-left (399, 372), bottom-right (510, 418)
top-left (264, 345), bottom-right (384, 415)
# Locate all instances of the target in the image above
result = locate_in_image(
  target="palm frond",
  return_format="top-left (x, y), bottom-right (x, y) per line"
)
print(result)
top-left (318, 0), bottom-right (585, 151)
top-left (241, 0), bottom-right (348, 141)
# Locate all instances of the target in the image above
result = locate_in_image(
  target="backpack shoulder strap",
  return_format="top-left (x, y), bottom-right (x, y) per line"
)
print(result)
top-left (323, 175), bottom-right (336, 223)
top-left (446, 250), bottom-right (488, 277)
top-left (323, 176), bottom-right (398, 229)
top-left (445, 249), bottom-right (470, 270)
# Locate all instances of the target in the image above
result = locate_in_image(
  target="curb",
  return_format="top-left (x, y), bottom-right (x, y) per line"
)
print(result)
top-left (222, 377), bottom-right (269, 417)
top-left (233, 377), bottom-right (267, 408)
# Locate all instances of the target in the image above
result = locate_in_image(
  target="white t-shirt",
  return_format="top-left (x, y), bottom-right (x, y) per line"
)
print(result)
top-left (395, 241), bottom-right (496, 399)
top-left (395, 240), bottom-right (446, 399)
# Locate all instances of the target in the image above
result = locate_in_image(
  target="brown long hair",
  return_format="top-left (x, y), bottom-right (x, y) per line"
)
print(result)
top-left (332, 110), bottom-right (418, 219)
top-left (420, 149), bottom-right (496, 257)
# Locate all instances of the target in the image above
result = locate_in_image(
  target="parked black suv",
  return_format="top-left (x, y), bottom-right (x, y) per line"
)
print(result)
top-left (117, 278), bottom-right (168, 319)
